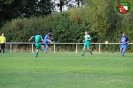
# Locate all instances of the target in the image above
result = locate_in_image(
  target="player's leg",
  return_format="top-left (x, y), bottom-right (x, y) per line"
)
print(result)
top-left (45, 40), bottom-right (49, 54)
top-left (48, 39), bottom-right (53, 44)
top-left (81, 48), bottom-right (85, 56)
top-left (35, 43), bottom-right (41, 57)
top-left (45, 45), bottom-right (49, 54)
top-left (35, 43), bottom-right (39, 57)
top-left (0, 44), bottom-right (1, 54)
top-left (41, 45), bottom-right (45, 51)
top-left (36, 49), bottom-right (39, 57)
top-left (121, 48), bottom-right (125, 56)
top-left (87, 43), bottom-right (92, 55)
top-left (81, 43), bottom-right (86, 56)
top-left (44, 39), bottom-right (49, 54)
top-left (120, 45), bottom-right (123, 56)
top-left (87, 48), bottom-right (92, 55)
top-left (121, 45), bottom-right (128, 56)
top-left (1, 43), bottom-right (5, 54)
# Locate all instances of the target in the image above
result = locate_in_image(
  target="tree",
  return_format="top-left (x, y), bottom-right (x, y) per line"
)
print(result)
top-left (75, 0), bottom-right (85, 7)
top-left (0, 0), bottom-right (14, 26)
top-left (53, 0), bottom-right (85, 12)
top-left (21, 0), bottom-right (54, 17)
top-left (0, 0), bottom-right (54, 28)
top-left (81, 0), bottom-right (116, 41)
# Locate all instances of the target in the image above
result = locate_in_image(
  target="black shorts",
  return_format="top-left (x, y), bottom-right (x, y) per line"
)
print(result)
top-left (1, 43), bottom-right (5, 49)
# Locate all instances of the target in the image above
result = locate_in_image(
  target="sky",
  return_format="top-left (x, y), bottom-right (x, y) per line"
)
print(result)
top-left (51, 0), bottom-right (80, 12)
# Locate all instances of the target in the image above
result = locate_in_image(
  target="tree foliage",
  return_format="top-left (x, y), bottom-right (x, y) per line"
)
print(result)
top-left (0, 13), bottom-right (85, 43)
top-left (82, 0), bottom-right (115, 39)
top-left (0, 0), bottom-right (133, 52)
top-left (0, 0), bottom-right (14, 26)
top-left (0, 0), bottom-right (54, 27)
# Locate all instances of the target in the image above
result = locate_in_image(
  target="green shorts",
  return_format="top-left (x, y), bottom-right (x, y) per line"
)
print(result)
top-left (35, 43), bottom-right (41, 49)
top-left (84, 41), bottom-right (90, 48)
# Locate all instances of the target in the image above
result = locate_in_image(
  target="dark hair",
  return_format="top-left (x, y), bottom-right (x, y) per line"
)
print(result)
top-left (38, 32), bottom-right (41, 35)
top-left (48, 31), bottom-right (51, 33)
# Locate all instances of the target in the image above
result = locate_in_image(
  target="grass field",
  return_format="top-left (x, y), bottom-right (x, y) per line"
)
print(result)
top-left (0, 52), bottom-right (133, 88)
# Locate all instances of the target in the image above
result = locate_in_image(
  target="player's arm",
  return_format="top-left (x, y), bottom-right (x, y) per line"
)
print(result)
top-left (41, 39), bottom-right (43, 42)
top-left (82, 37), bottom-right (84, 42)
top-left (125, 37), bottom-right (129, 44)
top-left (48, 34), bottom-right (53, 40)
top-left (41, 39), bottom-right (44, 44)
top-left (41, 37), bottom-right (44, 44)
top-left (49, 37), bottom-right (53, 40)
top-left (118, 38), bottom-right (122, 43)
top-left (125, 41), bottom-right (129, 44)
top-left (48, 36), bottom-right (53, 40)
top-left (88, 37), bottom-right (91, 40)
top-left (29, 36), bottom-right (33, 41)
top-left (87, 35), bottom-right (91, 40)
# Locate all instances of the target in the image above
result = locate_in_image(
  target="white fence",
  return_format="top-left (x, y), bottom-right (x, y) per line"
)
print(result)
top-left (6, 42), bottom-right (133, 53)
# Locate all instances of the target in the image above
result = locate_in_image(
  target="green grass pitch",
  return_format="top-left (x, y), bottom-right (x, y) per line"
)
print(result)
top-left (0, 52), bottom-right (133, 88)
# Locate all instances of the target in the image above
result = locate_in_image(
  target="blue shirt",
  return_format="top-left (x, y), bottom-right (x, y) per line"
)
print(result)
top-left (121, 36), bottom-right (128, 45)
top-left (44, 34), bottom-right (50, 40)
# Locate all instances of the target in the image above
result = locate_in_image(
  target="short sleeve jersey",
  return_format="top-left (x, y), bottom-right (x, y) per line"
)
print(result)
top-left (121, 36), bottom-right (128, 45)
top-left (33, 35), bottom-right (42, 43)
top-left (44, 34), bottom-right (50, 39)
top-left (0, 36), bottom-right (6, 43)
top-left (84, 35), bottom-right (91, 42)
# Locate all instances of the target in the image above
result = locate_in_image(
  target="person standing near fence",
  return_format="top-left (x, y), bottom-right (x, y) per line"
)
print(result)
top-left (0, 33), bottom-right (6, 55)
top-left (29, 32), bottom-right (44, 57)
top-left (44, 31), bottom-right (53, 54)
top-left (119, 33), bottom-right (129, 57)
top-left (81, 31), bottom-right (92, 56)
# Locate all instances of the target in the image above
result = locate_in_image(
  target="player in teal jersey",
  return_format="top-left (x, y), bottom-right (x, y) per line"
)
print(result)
top-left (29, 32), bottom-right (44, 57)
top-left (81, 31), bottom-right (92, 56)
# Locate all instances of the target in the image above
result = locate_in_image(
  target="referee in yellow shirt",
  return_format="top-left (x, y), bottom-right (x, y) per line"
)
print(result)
top-left (0, 33), bottom-right (6, 54)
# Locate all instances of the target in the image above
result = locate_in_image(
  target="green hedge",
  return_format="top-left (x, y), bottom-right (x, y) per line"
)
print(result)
top-left (1, 9), bottom-right (133, 52)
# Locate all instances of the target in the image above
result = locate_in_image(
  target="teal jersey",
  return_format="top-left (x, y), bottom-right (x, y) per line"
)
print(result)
top-left (84, 35), bottom-right (91, 42)
top-left (33, 35), bottom-right (43, 43)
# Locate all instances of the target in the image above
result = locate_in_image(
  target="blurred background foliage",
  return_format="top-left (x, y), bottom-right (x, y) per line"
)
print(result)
top-left (0, 0), bottom-right (133, 52)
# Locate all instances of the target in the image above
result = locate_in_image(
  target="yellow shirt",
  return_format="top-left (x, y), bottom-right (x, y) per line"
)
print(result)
top-left (0, 36), bottom-right (6, 43)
